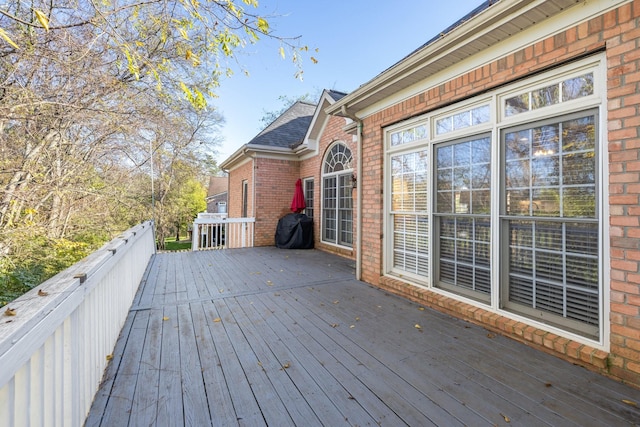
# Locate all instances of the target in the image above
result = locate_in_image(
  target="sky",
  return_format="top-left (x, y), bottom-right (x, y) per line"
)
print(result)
top-left (213, 0), bottom-right (485, 162)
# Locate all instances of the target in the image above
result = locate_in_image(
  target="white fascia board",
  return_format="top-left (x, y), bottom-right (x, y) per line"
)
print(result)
top-left (220, 144), bottom-right (250, 171)
top-left (247, 144), bottom-right (298, 162)
top-left (222, 154), bottom-right (253, 172)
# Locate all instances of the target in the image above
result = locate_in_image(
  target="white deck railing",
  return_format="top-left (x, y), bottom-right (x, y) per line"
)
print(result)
top-left (192, 217), bottom-right (255, 250)
top-left (0, 221), bottom-right (155, 427)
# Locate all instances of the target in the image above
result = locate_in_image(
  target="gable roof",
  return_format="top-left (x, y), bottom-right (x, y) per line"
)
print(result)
top-left (220, 93), bottom-right (349, 171)
top-left (247, 101), bottom-right (316, 149)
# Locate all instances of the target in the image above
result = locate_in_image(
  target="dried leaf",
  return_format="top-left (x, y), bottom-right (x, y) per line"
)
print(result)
top-left (38, 289), bottom-right (49, 296)
top-left (106, 354), bottom-right (113, 361)
top-left (4, 307), bottom-right (17, 316)
top-left (34, 9), bottom-right (50, 31)
top-left (266, 280), bottom-right (273, 286)
top-left (213, 317), bottom-right (221, 323)
top-left (349, 325), bottom-right (355, 329)
top-left (622, 399), bottom-right (637, 407)
top-left (333, 300), bottom-right (339, 304)
top-left (414, 324), bottom-right (422, 330)
top-left (355, 317), bottom-right (360, 321)
top-left (487, 333), bottom-right (496, 339)
top-left (330, 323), bottom-right (339, 328)
top-left (0, 28), bottom-right (19, 49)
top-left (545, 382), bottom-right (552, 388)
top-left (418, 307), bottom-right (425, 311)
top-left (282, 362), bottom-right (290, 369)
top-left (500, 413), bottom-right (510, 423)
top-left (162, 316), bottom-right (170, 321)
top-left (310, 56), bottom-right (318, 64)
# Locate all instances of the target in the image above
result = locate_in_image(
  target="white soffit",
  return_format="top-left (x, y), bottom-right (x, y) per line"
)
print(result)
top-left (331, 0), bottom-right (627, 118)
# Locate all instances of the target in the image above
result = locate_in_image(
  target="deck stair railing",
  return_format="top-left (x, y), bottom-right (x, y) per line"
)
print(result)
top-left (0, 221), bottom-right (156, 427)
top-left (191, 217), bottom-right (255, 250)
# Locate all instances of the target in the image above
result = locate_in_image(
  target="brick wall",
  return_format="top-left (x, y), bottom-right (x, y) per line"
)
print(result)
top-left (358, 1), bottom-right (640, 387)
top-left (228, 160), bottom-right (253, 218)
top-left (300, 115), bottom-right (358, 259)
top-left (254, 157), bottom-right (300, 246)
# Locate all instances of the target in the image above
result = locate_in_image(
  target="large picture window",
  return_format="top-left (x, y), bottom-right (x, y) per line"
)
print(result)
top-left (501, 112), bottom-right (599, 338)
top-left (322, 143), bottom-right (353, 247)
top-left (384, 58), bottom-right (604, 341)
top-left (435, 136), bottom-right (491, 301)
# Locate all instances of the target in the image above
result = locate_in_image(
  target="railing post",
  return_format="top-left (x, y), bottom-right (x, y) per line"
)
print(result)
top-left (191, 222), bottom-right (199, 251)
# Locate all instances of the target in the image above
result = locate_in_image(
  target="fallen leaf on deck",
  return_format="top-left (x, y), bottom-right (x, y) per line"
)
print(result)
top-left (418, 307), bottom-right (425, 311)
top-left (4, 308), bottom-right (16, 316)
top-left (213, 317), bottom-right (221, 323)
top-left (106, 354), bottom-right (113, 361)
top-left (282, 362), bottom-right (290, 369)
top-left (162, 316), bottom-right (169, 321)
top-left (500, 413), bottom-right (510, 422)
top-left (487, 333), bottom-right (496, 339)
top-left (333, 300), bottom-right (339, 304)
top-left (622, 399), bottom-right (637, 406)
top-left (267, 280), bottom-right (273, 286)
top-left (38, 289), bottom-right (49, 296)
top-left (331, 323), bottom-right (339, 328)
top-left (415, 324), bottom-right (422, 330)
top-left (350, 325), bottom-right (355, 329)
top-left (545, 382), bottom-right (552, 387)
top-left (355, 317), bottom-right (360, 321)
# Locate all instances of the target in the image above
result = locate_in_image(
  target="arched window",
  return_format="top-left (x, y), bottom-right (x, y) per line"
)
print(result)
top-left (322, 143), bottom-right (353, 247)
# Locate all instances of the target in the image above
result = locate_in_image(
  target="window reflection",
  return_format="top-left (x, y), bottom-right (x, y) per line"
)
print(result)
top-left (504, 73), bottom-right (594, 117)
top-left (504, 115), bottom-right (595, 218)
top-left (435, 136), bottom-right (491, 299)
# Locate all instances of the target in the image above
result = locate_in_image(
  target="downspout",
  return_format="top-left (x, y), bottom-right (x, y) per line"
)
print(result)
top-left (341, 104), bottom-right (364, 282)
top-left (340, 105), bottom-right (363, 280)
top-left (355, 120), bottom-right (363, 281)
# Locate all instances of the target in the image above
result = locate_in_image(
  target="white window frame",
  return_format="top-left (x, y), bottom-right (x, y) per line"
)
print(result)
top-left (303, 177), bottom-right (314, 218)
top-left (383, 54), bottom-right (608, 348)
top-left (321, 142), bottom-right (354, 248)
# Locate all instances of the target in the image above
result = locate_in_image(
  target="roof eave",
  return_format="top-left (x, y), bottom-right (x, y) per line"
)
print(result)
top-left (327, 0), bottom-right (581, 117)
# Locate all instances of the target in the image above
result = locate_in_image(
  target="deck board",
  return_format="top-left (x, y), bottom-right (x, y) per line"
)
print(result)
top-left (89, 247), bottom-right (640, 426)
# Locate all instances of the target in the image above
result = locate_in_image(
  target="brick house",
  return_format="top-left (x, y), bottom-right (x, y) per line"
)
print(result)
top-left (325, 0), bottom-right (640, 388)
top-left (221, 90), bottom-right (358, 257)
top-left (205, 176), bottom-right (228, 214)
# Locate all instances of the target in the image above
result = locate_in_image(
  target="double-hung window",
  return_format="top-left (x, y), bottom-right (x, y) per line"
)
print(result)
top-left (435, 135), bottom-right (492, 301)
top-left (384, 56), bottom-right (604, 341)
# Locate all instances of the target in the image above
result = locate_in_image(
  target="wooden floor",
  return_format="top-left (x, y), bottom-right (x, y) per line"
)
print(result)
top-left (86, 247), bottom-right (640, 427)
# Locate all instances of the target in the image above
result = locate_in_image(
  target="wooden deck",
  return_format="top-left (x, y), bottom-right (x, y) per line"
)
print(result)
top-left (86, 247), bottom-right (640, 426)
